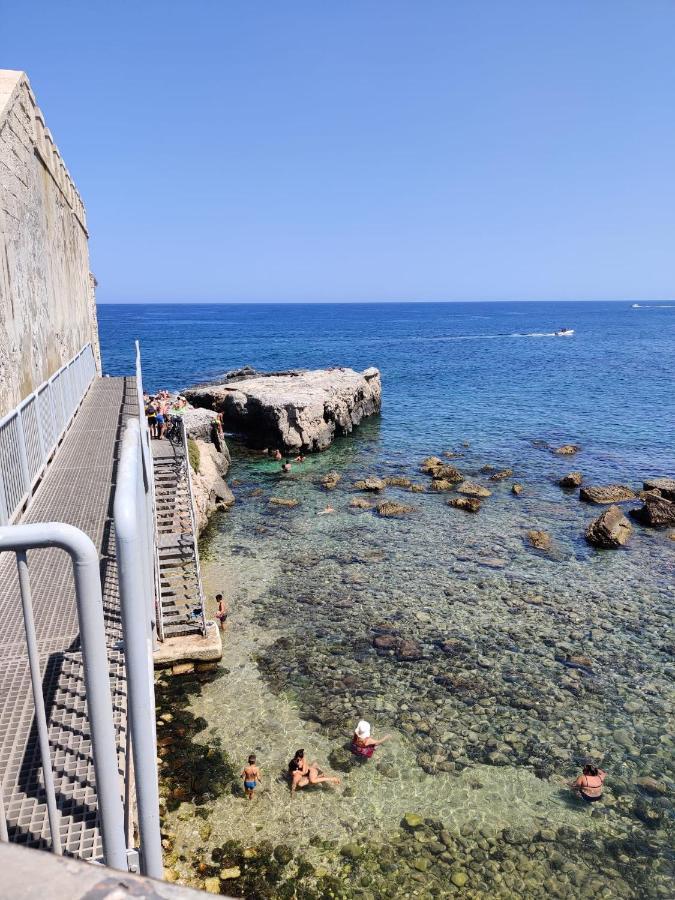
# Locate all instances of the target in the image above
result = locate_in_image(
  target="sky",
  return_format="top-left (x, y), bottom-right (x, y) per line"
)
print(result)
top-left (2, 1), bottom-right (675, 303)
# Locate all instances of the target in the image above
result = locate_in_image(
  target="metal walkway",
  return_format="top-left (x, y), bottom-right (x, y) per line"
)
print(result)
top-left (152, 436), bottom-right (204, 638)
top-left (0, 377), bottom-right (136, 859)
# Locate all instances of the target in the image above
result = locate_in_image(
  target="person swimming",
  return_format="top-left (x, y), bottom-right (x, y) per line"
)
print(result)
top-left (241, 753), bottom-right (261, 800)
top-left (350, 720), bottom-right (391, 758)
top-left (571, 764), bottom-right (606, 802)
top-left (288, 749), bottom-right (340, 794)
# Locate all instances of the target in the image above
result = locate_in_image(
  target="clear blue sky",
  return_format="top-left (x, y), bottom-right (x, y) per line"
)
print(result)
top-left (3, 2), bottom-right (674, 302)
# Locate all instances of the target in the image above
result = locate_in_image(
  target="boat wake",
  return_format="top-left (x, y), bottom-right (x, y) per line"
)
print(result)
top-left (631, 303), bottom-right (675, 309)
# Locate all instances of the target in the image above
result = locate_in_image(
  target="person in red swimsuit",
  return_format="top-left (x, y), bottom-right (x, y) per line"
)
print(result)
top-left (350, 720), bottom-right (391, 758)
top-left (571, 764), bottom-right (606, 802)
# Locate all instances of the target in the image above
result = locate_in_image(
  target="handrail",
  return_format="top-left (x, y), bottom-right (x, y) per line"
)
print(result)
top-left (0, 522), bottom-right (128, 871)
top-left (0, 345), bottom-right (96, 525)
top-left (113, 419), bottom-right (163, 879)
top-left (134, 341), bottom-right (163, 643)
top-left (179, 417), bottom-right (207, 635)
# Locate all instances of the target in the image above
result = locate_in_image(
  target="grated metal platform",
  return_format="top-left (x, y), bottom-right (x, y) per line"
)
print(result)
top-left (0, 377), bottom-right (136, 860)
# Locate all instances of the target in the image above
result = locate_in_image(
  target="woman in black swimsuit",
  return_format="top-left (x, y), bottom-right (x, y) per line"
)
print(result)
top-left (288, 749), bottom-right (340, 794)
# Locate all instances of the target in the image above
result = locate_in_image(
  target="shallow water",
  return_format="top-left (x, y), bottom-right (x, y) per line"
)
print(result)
top-left (99, 301), bottom-right (674, 897)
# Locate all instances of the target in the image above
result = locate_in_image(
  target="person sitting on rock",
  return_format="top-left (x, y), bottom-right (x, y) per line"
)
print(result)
top-left (288, 749), bottom-right (340, 794)
top-left (350, 720), bottom-right (391, 758)
top-left (571, 764), bottom-right (606, 802)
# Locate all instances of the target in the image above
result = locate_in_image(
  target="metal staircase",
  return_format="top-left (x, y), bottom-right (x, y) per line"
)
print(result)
top-left (151, 425), bottom-right (206, 639)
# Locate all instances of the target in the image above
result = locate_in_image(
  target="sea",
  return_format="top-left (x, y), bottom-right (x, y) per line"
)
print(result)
top-left (99, 301), bottom-right (674, 899)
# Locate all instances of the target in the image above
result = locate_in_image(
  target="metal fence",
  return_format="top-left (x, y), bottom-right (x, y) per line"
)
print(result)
top-left (113, 418), bottom-right (163, 878)
top-left (0, 523), bottom-right (128, 871)
top-left (0, 345), bottom-right (96, 525)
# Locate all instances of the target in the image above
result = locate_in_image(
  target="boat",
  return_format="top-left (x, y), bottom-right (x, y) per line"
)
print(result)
top-left (631, 303), bottom-right (640, 308)
top-left (554, 328), bottom-right (574, 336)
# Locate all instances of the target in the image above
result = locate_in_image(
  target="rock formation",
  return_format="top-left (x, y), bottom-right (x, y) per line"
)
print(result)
top-left (376, 500), bottom-right (415, 518)
top-left (527, 530), bottom-right (552, 551)
top-left (643, 477), bottom-right (675, 501)
top-left (448, 497), bottom-right (481, 512)
top-left (183, 408), bottom-right (234, 533)
top-left (456, 482), bottom-right (492, 498)
top-left (489, 468), bottom-right (513, 481)
top-left (559, 471), bottom-right (582, 489)
top-left (579, 485), bottom-right (636, 504)
top-left (553, 444), bottom-right (581, 455)
top-left (585, 505), bottom-right (632, 548)
top-left (630, 494), bottom-right (675, 528)
top-left (184, 367), bottom-right (381, 453)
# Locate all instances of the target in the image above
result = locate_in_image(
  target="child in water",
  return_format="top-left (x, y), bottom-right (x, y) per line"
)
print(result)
top-left (240, 754), bottom-right (261, 800)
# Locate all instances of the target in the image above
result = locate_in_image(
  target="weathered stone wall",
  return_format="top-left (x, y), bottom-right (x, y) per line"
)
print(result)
top-left (0, 70), bottom-right (100, 417)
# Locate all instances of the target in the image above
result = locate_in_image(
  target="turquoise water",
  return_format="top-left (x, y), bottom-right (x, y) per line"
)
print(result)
top-left (100, 302), bottom-right (674, 898)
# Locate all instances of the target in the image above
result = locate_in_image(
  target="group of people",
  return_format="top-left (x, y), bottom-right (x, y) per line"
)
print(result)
top-left (239, 720), bottom-right (391, 800)
top-left (143, 391), bottom-right (188, 440)
top-left (262, 447), bottom-right (306, 473)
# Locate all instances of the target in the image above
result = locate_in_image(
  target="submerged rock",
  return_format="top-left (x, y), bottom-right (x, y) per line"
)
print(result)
top-left (354, 476), bottom-right (386, 492)
top-left (269, 497), bottom-right (300, 508)
top-left (403, 812), bottom-right (425, 830)
top-left (397, 640), bottom-right (423, 661)
top-left (456, 481), bottom-right (492, 498)
top-left (321, 471), bottom-right (342, 490)
top-left (559, 471), bottom-right (583, 488)
top-left (489, 468), bottom-right (513, 481)
top-left (384, 475), bottom-right (412, 487)
top-left (448, 497), bottom-right (481, 513)
top-left (553, 444), bottom-right (581, 455)
top-left (420, 456), bottom-right (443, 473)
top-left (350, 497), bottom-right (374, 510)
top-left (428, 464), bottom-right (463, 482)
top-left (511, 483), bottom-right (523, 495)
top-left (376, 500), bottom-right (415, 517)
top-left (580, 484), bottom-right (637, 504)
top-left (184, 366), bottom-right (381, 452)
top-left (630, 494), bottom-right (675, 528)
top-left (585, 505), bottom-right (632, 547)
top-left (527, 529), bottom-right (552, 551)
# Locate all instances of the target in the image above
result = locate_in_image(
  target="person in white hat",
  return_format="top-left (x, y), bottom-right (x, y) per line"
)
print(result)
top-left (350, 719), bottom-right (391, 758)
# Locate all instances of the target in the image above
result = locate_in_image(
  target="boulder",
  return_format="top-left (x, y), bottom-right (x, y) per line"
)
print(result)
top-left (559, 471), bottom-right (583, 489)
top-left (397, 640), bottom-right (423, 661)
top-left (527, 530), bottom-right (552, 551)
top-left (585, 505), bottom-right (632, 548)
top-left (321, 471), bottom-right (342, 490)
top-left (376, 501), bottom-right (415, 518)
top-left (511, 483), bottom-right (523, 495)
top-left (553, 444), bottom-right (581, 455)
top-left (269, 497), bottom-right (300, 508)
top-left (428, 464), bottom-right (463, 482)
top-left (354, 476), bottom-right (386, 492)
top-left (448, 497), bottom-right (481, 513)
top-left (579, 484), bottom-right (636, 504)
top-left (489, 468), bottom-right (513, 481)
top-left (384, 475), bottom-right (412, 487)
top-left (350, 497), bottom-right (373, 509)
top-left (630, 494), bottom-right (675, 528)
top-left (430, 479), bottom-right (456, 492)
top-left (456, 482), bottom-right (492, 498)
top-left (643, 477), bottom-right (675, 502)
top-left (373, 634), bottom-right (397, 651)
top-left (409, 484), bottom-right (426, 493)
top-left (184, 366), bottom-right (381, 452)
top-left (420, 456), bottom-right (443, 473)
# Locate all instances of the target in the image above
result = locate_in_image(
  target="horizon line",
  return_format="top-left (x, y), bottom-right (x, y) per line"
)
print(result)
top-left (95, 298), bottom-right (673, 306)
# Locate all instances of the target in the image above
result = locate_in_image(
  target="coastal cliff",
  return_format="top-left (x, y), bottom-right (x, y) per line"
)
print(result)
top-left (184, 366), bottom-right (382, 452)
top-left (182, 408), bottom-right (234, 533)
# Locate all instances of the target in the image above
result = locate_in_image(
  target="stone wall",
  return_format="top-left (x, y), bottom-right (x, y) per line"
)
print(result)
top-left (0, 70), bottom-right (100, 417)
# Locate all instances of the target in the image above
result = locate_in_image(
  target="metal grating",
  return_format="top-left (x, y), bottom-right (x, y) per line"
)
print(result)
top-left (0, 377), bottom-right (136, 860)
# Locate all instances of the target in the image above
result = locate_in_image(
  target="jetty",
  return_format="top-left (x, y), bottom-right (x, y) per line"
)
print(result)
top-left (0, 69), bottom-right (219, 893)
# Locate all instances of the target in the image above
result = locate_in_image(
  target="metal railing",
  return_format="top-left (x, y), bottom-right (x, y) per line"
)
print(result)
top-left (178, 417), bottom-right (207, 635)
top-left (113, 418), bottom-right (163, 879)
top-left (0, 523), bottom-right (128, 871)
top-left (135, 341), bottom-right (164, 641)
top-left (0, 345), bottom-right (96, 525)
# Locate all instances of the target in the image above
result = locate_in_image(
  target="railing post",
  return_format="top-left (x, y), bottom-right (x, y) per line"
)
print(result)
top-left (15, 551), bottom-right (63, 854)
top-left (114, 420), bottom-right (163, 879)
top-left (15, 415), bottom-right (31, 503)
top-left (0, 523), bottom-right (128, 871)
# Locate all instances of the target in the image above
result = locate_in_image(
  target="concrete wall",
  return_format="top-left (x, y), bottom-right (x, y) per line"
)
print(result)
top-left (0, 70), bottom-right (100, 417)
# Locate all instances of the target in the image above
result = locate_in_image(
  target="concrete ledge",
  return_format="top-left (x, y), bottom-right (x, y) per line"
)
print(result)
top-left (0, 841), bottom-right (230, 898)
top-left (154, 621), bottom-right (222, 674)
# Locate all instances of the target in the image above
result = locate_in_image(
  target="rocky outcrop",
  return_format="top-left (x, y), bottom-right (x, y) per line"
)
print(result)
top-left (630, 494), bottom-right (675, 528)
top-left (183, 408), bottom-right (233, 533)
top-left (320, 472), bottom-right (341, 490)
top-left (527, 530), bottom-right (552, 551)
top-left (376, 501), bottom-right (415, 518)
top-left (553, 444), bottom-right (581, 455)
top-left (489, 469), bottom-right (513, 481)
top-left (559, 471), bottom-right (583, 489)
top-left (354, 476), bottom-right (386, 492)
top-left (643, 477), bottom-right (675, 501)
top-left (580, 484), bottom-right (636, 504)
top-left (456, 482), bottom-right (492, 498)
top-left (448, 497), bottom-right (481, 512)
top-left (585, 505), bottom-right (632, 548)
top-left (184, 367), bottom-right (381, 453)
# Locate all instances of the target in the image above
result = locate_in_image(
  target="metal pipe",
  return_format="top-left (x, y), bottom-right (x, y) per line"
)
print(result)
top-left (0, 523), bottom-right (128, 872)
top-left (15, 551), bottom-right (63, 855)
top-left (113, 421), bottom-right (163, 879)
